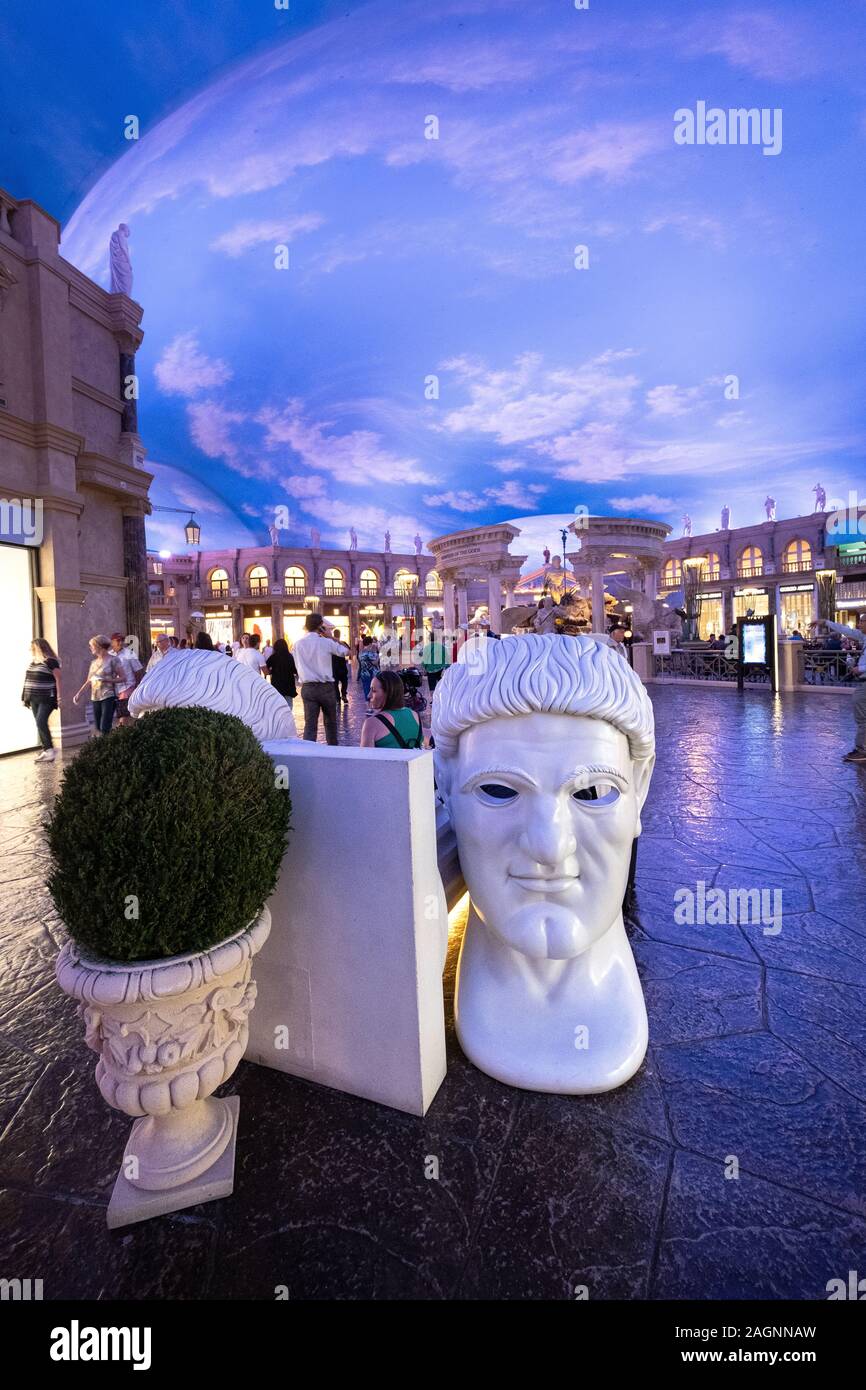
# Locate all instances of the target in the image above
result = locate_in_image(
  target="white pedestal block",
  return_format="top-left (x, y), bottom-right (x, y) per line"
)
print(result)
top-left (249, 742), bottom-right (448, 1116)
top-left (107, 1097), bottom-right (239, 1229)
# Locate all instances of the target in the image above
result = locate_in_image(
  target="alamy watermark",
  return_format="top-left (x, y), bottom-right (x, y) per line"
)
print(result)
top-left (674, 102), bottom-right (782, 157)
top-left (0, 496), bottom-right (43, 545)
top-left (674, 881), bottom-right (782, 936)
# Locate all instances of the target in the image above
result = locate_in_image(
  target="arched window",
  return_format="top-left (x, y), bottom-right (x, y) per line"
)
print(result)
top-left (248, 564), bottom-right (269, 596)
top-left (394, 569), bottom-right (418, 598)
top-left (284, 565), bottom-right (307, 597)
top-left (426, 569), bottom-right (443, 596)
top-left (738, 545), bottom-right (763, 578)
top-left (704, 551), bottom-right (720, 580)
top-left (360, 568), bottom-right (379, 596)
top-left (784, 538), bottom-right (812, 573)
top-left (324, 566), bottom-right (345, 596)
top-left (209, 566), bottom-right (229, 597)
top-left (662, 557), bottom-right (682, 588)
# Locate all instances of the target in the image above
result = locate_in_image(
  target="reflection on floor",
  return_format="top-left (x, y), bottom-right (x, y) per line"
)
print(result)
top-left (1, 683), bottom-right (865, 1299)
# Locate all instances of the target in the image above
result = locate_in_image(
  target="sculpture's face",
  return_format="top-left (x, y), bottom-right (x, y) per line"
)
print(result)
top-left (447, 712), bottom-right (643, 960)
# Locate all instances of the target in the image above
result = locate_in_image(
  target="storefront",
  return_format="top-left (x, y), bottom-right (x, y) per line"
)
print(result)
top-left (697, 591), bottom-right (723, 639)
top-left (2, 542), bottom-right (39, 755)
top-left (204, 608), bottom-right (233, 648)
top-left (243, 610), bottom-right (272, 646)
top-left (733, 587), bottom-right (769, 622)
top-left (777, 582), bottom-right (815, 634)
top-left (282, 606), bottom-right (309, 647)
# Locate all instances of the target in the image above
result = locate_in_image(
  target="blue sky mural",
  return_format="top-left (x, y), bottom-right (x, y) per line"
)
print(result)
top-left (4, 0), bottom-right (865, 563)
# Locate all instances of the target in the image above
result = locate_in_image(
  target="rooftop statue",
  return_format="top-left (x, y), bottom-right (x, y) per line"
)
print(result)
top-left (813, 483), bottom-right (826, 512)
top-left (109, 223), bottom-right (133, 296)
top-left (129, 649), bottom-right (297, 744)
top-left (720, 504), bottom-right (731, 530)
top-left (764, 495), bottom-right (776, 521)
top-left (433, 633), bottom-right (655, 1093)
top-left (682, 513), bottom-right (692, 536)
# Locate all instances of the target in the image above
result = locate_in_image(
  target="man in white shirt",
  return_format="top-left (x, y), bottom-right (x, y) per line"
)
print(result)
top-left (146, 633), bottom-right (172, 671)
top-left (813, 616), bottom-right (866, 761)
top-left (292, 612), bottom-right (347, 743)
top-left (234, 633), bottom-right (268, 676)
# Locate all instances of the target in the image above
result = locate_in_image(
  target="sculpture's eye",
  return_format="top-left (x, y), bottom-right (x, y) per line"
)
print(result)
top-left (476, 783), bottom-right (519, 804)
top-left (572, 783), bottom-right (620, 806)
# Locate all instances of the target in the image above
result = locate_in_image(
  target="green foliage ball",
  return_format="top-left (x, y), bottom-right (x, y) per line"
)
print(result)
top-left (46, 707), bottom-right (291, 962)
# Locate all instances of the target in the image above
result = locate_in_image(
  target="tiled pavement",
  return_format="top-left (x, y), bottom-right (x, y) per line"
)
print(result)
top-left (1, 681), bottom-right (865, 1300)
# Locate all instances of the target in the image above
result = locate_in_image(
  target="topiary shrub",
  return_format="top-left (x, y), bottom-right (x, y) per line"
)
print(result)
top-left (46, 707), bottom-right (291, 962)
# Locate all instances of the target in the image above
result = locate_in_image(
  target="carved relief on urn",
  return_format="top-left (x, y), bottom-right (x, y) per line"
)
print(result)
top-left (57, 909), bottom-right (270, 1196)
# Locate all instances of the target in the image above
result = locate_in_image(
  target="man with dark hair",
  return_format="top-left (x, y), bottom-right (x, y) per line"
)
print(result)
top-left (330, 626), bottom-right (350, 705)
top-left (291, 612), bottom-right (348, 744)
top-left (609, 623), bottom-right (628, 659)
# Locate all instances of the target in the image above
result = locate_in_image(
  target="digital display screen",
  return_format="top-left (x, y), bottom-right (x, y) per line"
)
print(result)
top-left (741, 623), bottom-right (767, 665)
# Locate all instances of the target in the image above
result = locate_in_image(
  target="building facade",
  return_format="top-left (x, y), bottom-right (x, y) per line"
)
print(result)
top-left (147, 543), bottom-right (443, 651)
top-left (0, 186), bottom-right (151, 754)
top-left (659, 508), bottom-right (866, 637)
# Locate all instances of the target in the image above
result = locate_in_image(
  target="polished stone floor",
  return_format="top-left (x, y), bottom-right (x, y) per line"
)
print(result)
top-left (1, 682), bottom-right (865, 1300)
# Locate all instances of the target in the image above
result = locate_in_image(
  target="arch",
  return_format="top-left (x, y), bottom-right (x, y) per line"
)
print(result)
top-left (703, 551), bottom-right (720, 578)
top-left (359, 567), bottom-right (380, 595)
top-left (283, 565), bottom-right (307, 596)
top-left (737, 544), bottom-right (763, 577)
top-left (662, 557), bottom-right (682, 588)
top-left (247, 563), bottom-right (269, 594)
top-left (323, 566), bottom-right (345, 595)
top-left (208, 566), bottom-right (230, 595)
top-left (784, 537), bottom-right (812, 572)
top-left (425, 569), bottom-right (443, 596)
top-left (394, 568), bottom-right (418, 597)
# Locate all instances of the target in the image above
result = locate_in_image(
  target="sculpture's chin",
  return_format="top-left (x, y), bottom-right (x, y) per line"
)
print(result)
top-left (486, 901), bottom-right (607, 960)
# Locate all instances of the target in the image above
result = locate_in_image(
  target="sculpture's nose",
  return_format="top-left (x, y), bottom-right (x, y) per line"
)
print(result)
top-left (517, 795), bottom-right (577, 868)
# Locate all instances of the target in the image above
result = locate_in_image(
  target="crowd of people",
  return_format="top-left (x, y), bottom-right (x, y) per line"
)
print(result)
top-left (23, 609), bottom-right (866, 764)
top-left (21, 615), bottom-right (455, 760)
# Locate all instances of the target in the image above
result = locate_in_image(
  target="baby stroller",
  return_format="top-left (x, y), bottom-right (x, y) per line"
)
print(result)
top-left (399, 666), bottom-right (427, 713)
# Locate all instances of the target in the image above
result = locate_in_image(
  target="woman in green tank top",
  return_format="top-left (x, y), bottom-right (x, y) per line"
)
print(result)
top-left (359, 671), bottom-right (426, 749)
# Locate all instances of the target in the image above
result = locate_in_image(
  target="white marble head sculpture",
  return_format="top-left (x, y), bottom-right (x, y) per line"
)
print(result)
top-left (129, 649), bottom-right (296, 744)
top-left (433, 633), bottom-right (655, 1094)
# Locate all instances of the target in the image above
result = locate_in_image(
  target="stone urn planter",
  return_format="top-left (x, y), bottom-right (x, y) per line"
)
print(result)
top-left (56, 908), bottom-right (271, 1228)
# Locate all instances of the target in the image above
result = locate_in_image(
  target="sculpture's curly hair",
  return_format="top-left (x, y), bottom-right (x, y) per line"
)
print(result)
top-left (432, 633), bottom-right (655, 781)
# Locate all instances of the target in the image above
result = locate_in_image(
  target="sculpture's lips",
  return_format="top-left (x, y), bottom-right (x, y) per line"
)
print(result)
top-left (509, 874), bottom-right (578, 894)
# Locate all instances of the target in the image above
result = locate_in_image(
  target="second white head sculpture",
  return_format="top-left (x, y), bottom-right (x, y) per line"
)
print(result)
top-left (432, 633), bottom-right (655, 1095)
top-left (129, 650), bottom-right (297, 744)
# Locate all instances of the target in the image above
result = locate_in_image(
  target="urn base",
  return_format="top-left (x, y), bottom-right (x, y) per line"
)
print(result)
top-left (107, 1096), bottom-right (239, 1229)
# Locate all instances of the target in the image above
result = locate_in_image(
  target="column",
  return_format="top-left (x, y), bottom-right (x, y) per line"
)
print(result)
top-left (457, 584), bottom-right (469, 628)
top-left (122, 511), bottom-right (150, 659)
top-left (271, 603), bottom-right (283, 641)
top-left (590, 562), bottom-right (606, 632)
top-left (643, 563), bottom-right (658, 601)
top-left (505, 581), bottom-right (515, 607)
top-left (232, 605), bottom-right (243, 641)
top-left (442, 573), bottom-right (456, 633)
top-left (487, 568), bottom-right (503, 634)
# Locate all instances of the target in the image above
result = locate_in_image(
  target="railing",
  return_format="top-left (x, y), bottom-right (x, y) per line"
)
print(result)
top-left (207, 586), bottom-right (230, 600)
top-left (245, 583), bottom-right (270, 598)
top-left (425, 585), bottom-right (444, 599)
top-left (802, 650), bottom-right (858, 686)
top-left (737, 564), bottom-right (764, 578)
top-left (323, 582), bottom-right (346, 597)
top-left (837, 551), bottom-right (866, 568)
top-left (782, 560), bottom-right (812, 574)
top-left (654, 648), bottom-right (764, 683)
top-left (360, 582), bottom-right (379, 597)
top-left (283, 583), bottom-right (306, 599)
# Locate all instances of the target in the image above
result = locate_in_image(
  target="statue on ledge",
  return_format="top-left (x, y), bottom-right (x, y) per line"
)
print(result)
top-left (109, 224), bottom-right (133, 296)
top-left (720, 504), bottom-right (731, 530)
top-left (764, 495), bottom-right (776, 521)
top-left (682, 513), bottom-right (692, 537)
top-left (813, 483), bottom-right (826, 512)
top-left (349, 527), bottom-right (358, 550)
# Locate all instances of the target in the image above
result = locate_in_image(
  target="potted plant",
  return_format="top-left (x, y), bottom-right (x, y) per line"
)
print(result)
top-left (48, 706), bottom-right (291, 1227)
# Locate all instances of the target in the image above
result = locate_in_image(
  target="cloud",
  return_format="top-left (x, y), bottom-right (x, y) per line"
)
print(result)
top-left (439, 350), bottom-right (640, 446)
top-left (645, 383), bottom-right (705, 419)
top-left (258, 404), bottom-right (437, 485)
top-left (186, 400), bottom-right (248, 464)
top-left (683, 10), bottom-right (824, 82)
top-left (547, 121), bottom-right (666, 184)
top-left (210, 213), bottom-right (324, 257)
top-left (154, 332), bottom-right (233, 397)
top-left (424, 481), bottom-right (545, 512)
top-left (387, 40), bottom-right (541, 91)
top-left (491, 457), bottom-right (525, 473)
top-left (609, 493), bottom-right (677, 514)
top-left (644, 211), bottom-right (727, 251)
